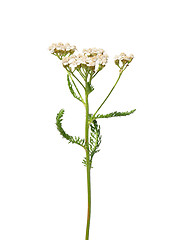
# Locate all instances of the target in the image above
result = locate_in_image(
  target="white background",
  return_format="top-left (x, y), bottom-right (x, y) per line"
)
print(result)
top-left (0, 0), bottom-right (176, 239)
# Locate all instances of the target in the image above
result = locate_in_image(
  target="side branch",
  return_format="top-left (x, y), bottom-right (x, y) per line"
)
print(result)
top-left (91, 71), bottom-right (123, 121)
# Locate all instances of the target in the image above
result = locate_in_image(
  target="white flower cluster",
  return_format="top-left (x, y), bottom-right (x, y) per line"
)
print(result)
top-left (62, 48), bottom-right (108, 72)
top-left (82, 48), bottom-right (105, 56)
top-left (48, 42), bottom-right (76, 57)
top-left (114, 53), bottom-right (134, 70)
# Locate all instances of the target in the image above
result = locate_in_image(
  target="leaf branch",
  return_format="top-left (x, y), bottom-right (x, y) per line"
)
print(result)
top-left (56, 109), bottom-right (85, 149)
top-left (95, 109), bottom-right (136, 119)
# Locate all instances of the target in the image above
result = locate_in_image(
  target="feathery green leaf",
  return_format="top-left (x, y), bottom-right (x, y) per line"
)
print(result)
top-left (95, 109), bottom-right (136, 119)
top-left (88, 120), bottom-right (102, 167)
top-left (56, 109), bottom-right (85, 148)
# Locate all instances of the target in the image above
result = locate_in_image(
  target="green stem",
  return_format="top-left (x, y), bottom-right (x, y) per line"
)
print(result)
top-left (85, 83), bottom-right (91, 240)
top-left (91, 70), bottom-right (100, 81)
top-left (90, 71), bottom-right (123, 123)
top-left (77, 68), bottom-right (86, 80)
top-left (69, 70), bottom-right (85, 90)
top-left (67, 72), bottom-right (85, 105)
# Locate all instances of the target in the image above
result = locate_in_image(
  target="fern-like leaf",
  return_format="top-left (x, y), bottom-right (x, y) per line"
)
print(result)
top-left (67, 74), bottom-right (82, 103)
top-left (56, 109), bottom-right (85, 148)
top-left (95, 109), bottom-right (136, 119)
top-left (89, 120), bottom-right (102, 167)
top-left (82, 120), bottom-right (101, 168)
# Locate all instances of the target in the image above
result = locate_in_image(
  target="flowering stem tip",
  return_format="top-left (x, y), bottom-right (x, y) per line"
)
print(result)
top-left (49, 42), bottom-right (135, 240)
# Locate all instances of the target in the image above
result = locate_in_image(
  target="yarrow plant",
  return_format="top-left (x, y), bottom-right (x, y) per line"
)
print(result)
top-left (49, 42), bottom-right (136, 240)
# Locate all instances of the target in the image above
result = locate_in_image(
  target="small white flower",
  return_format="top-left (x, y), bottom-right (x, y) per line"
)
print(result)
top-left (56, 42), bottom-right (64, 51)
top-left (78, 55), bottom-right (87, 64)
top-left (62, 56), bottom-right (69, 66)
top-left (129, 54), bottom-right (134, 59)
top-left (91, 48), bottom-right (98, 53)
top-left (97, 54), bottom-right (108, 66)
top-left (97, 48), bottom-right (104, 54)
top-left (67, 55), bottom-right (76, 64)
top-left (87, 61), bottom-right (96, 67)
top-left (56, 45), bottom-right (62, 51)
top-left (114, 52), bottom-right (134, 68)
top-left (83, 48), bottom-right (91, 56)
top-left (71, 59), bottom-right (78, 66)
top-left (65, 43), bottom-right (71, 51)
top-left (100, 58), bottom-right (107, 65)
top-left (71, 45), bottom-right (77, 50)
top-left (48, 43), bottom-right (57, 53)
top-left (103, 53), bottom-right (108, 58)
top-left (115, 53), bottom-right (128, 61)
top-left (124, 56), bottom-right (131, 61)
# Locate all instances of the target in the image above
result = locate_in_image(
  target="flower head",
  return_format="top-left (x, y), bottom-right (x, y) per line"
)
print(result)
top-left (48, 42), bottom-right (77, 59)
top-left (62, 47), bottom-right (108, 73)
top-left (82, 48), bottom-right (105, 57)
top-left (114, 53), bottom-right (134, 71)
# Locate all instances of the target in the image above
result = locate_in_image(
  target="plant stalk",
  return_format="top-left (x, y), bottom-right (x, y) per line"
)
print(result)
top-left (85, 85), bottom-right (91, 240)
top-left (91, 71), bottom-right (123, 122)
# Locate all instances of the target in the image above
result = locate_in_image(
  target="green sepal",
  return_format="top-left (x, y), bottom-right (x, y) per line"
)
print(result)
top-left (56, 109), bottom-right (85, 148)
